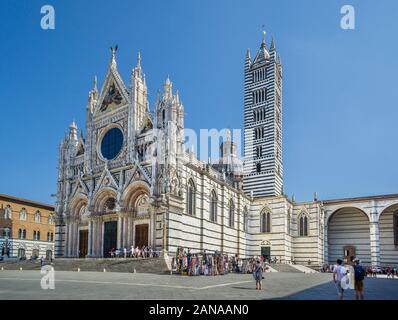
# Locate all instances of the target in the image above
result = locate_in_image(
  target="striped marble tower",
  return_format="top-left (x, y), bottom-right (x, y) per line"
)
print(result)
top-left (243, 34), bottom-right (283, 197)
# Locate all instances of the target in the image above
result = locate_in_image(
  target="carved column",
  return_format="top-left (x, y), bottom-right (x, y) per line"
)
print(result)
top-left (68, 219), bottom-right (73, 257)
top-left (151, 212), bottom-right (156, 247)
top-left (127, 216), bottom-right (132, 248)
top-left (92, 218), bottom-right (98, 257)
top-left (87, 219), bottom-right (93, 257)
top-left (123, 215), bottom-right (128, 248)
top-left (72, 221), bottom-right (77, 257)
top-left (64, 221), bottom-right (70, 257)
top-left (117, 214), bottom-right (122, 249)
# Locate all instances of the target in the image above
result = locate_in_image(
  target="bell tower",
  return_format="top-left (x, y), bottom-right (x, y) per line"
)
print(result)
top-left (243, 34), bottom-right (283, 197)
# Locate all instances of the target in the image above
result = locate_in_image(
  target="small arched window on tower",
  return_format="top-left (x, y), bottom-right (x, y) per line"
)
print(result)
top-left (256, 162), bottom-right (261, 173)
top-left (229, 200), bottom-right (235, 228)
top-left (299, 214), bottom-right (309, 236)
top-left (210, 190), bottom-right (217, 223)
top-left (256, 146), bottom-right (262, 158)
top-left (260, 210), bottom-right (271, 233)
top-left (187, 179), bottom-right (196, 215)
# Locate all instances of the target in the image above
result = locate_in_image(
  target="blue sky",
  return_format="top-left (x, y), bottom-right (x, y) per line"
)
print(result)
top-left (0, 0), bottom-right (397, 204)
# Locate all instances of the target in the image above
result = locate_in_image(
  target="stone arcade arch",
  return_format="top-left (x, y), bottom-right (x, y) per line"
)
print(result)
top-left (379, 203), bottom-right (398, 266)
top-left (122, 181), bottom-right (152, 250)
top-left (327, 207), bottom-right (371, 265)
top-left (92, 188), bottom-right (118, 258)
top-left (67, 196), bottom-right (88, 257)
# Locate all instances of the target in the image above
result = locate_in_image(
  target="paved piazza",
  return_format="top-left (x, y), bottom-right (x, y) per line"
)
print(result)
top-left (0, 270), bottom-right (397, 300)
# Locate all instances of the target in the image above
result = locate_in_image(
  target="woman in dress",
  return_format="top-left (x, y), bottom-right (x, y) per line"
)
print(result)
top-left (254, 260), bottom-right (263, 290)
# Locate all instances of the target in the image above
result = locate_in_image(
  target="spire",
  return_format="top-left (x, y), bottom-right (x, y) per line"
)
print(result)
top-left (93, 75), bottom-right (97, 92)
top-left (226, 128), bottom-right (231, 142)
top-left (69, 120), bottom-right (78, 141)
top-left (270, 37), bottom-right (275, 51)
top-left (110, 45), bottom-right (118, 68)
top-left (246, 48), bottom-right (251, 59)
top-left (175, 90), bottom-right (180, 104)
top-left (252, 32), bottom-right (270, 64)
top-left (164, 75), bottom-right (172, 99)
top-left (261, 30), bottom-right (266, 48)
top-left (137, 51), bottom-right (141, 68)
top-left (156, 89), bottom-right (161, 103)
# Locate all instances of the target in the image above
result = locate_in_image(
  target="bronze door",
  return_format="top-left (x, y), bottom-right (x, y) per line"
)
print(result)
top-left (103, 221), bottom-right (117, 257)
top-left (343, 246), bottom-right (356, 265)
top-left (79, 230), bottom-right (88, 258)
top-left (135, 224), bottom-right (149, 248)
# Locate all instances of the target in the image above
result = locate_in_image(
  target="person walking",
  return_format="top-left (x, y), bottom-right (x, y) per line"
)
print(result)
top-left (333, 259), bottom-right (347, 300)
top-left (254, 260), bottom-right (263, 290)
top-left (353, 258), bottom-right (365, 300)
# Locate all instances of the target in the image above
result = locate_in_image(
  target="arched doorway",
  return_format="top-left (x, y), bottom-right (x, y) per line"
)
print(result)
top-left (70, 196), bottom-right (88, 257)
top-left (101, 196), bottom-right (118, 258)
top-left (379, 203), bottom-right (398, 266)
top-left (46, 250), bottom-right (53, 260)
top-left (327, 207), bottom-right (370, 265)
top-left (123, 181), bottom-right (152, 249)
top-left (31, 249), bottom-right (39, 259)
top-left (18, 248), bottom-right (26, 259)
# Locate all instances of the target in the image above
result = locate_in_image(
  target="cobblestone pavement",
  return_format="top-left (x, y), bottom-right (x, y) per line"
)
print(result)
top-left (0, 270), bottom-right (397, 300)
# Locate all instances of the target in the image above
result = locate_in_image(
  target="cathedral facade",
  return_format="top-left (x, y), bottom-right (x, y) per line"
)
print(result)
top-left (55, 38), bottom-right (398, 268)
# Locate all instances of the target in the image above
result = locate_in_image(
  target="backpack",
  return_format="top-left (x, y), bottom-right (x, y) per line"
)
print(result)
top-left (354, 265), bottom-right (365, 281)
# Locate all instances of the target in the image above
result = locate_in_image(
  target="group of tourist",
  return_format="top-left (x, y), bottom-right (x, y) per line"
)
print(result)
top-left (109, 246), bottom-right (160, 259)
top-left (366, 266), bottom-right (397, 278)
top-left (171, 248), bottom-right (271, 280)
top-left (322, 263), bottom-right (398, 278)
top-left (172, 248), bottom-right (232, 276)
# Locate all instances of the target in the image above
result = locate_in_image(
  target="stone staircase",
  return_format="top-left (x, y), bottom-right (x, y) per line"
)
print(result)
top-left (269, 263), bottom-right (303, 273)
top-left (0, 257), bottom-right (170, 274)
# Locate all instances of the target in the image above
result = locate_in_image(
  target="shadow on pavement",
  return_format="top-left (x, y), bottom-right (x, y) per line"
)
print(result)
top-left (271, 278), bottom-right (398, 300)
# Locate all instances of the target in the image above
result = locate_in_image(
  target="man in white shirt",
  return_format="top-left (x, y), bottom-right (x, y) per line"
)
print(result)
top-left (333, 259), bottom-right (348, 300)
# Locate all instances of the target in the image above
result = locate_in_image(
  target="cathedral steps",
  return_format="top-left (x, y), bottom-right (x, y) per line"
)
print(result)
top-left (268, 263), bottom-right (303, 273)
top-left (0, 257), bottom-right (171, 274)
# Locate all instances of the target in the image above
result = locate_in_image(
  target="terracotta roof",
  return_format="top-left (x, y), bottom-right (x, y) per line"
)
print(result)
top-left (0, 194), bottom-right (54, 211)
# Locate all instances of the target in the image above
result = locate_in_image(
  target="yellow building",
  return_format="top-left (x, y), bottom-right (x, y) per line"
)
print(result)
top-left (0, 194), bottom-right (55, 260)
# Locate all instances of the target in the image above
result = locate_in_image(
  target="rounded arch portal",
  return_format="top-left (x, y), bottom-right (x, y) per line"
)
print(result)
top-left (379, 202), bottom-right (398, 266)
top-left (327, 207), bottom-right (370, 265)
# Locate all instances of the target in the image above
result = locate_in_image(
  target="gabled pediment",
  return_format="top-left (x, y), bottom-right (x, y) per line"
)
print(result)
top-left (124, 163), bottom-right (151, 188)
top-left (95, 165), bottom-right (119, 192)
top-left (71, 175), bottom-right (89, 198)
top-left (95, 64), bottom-right (130, 116)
